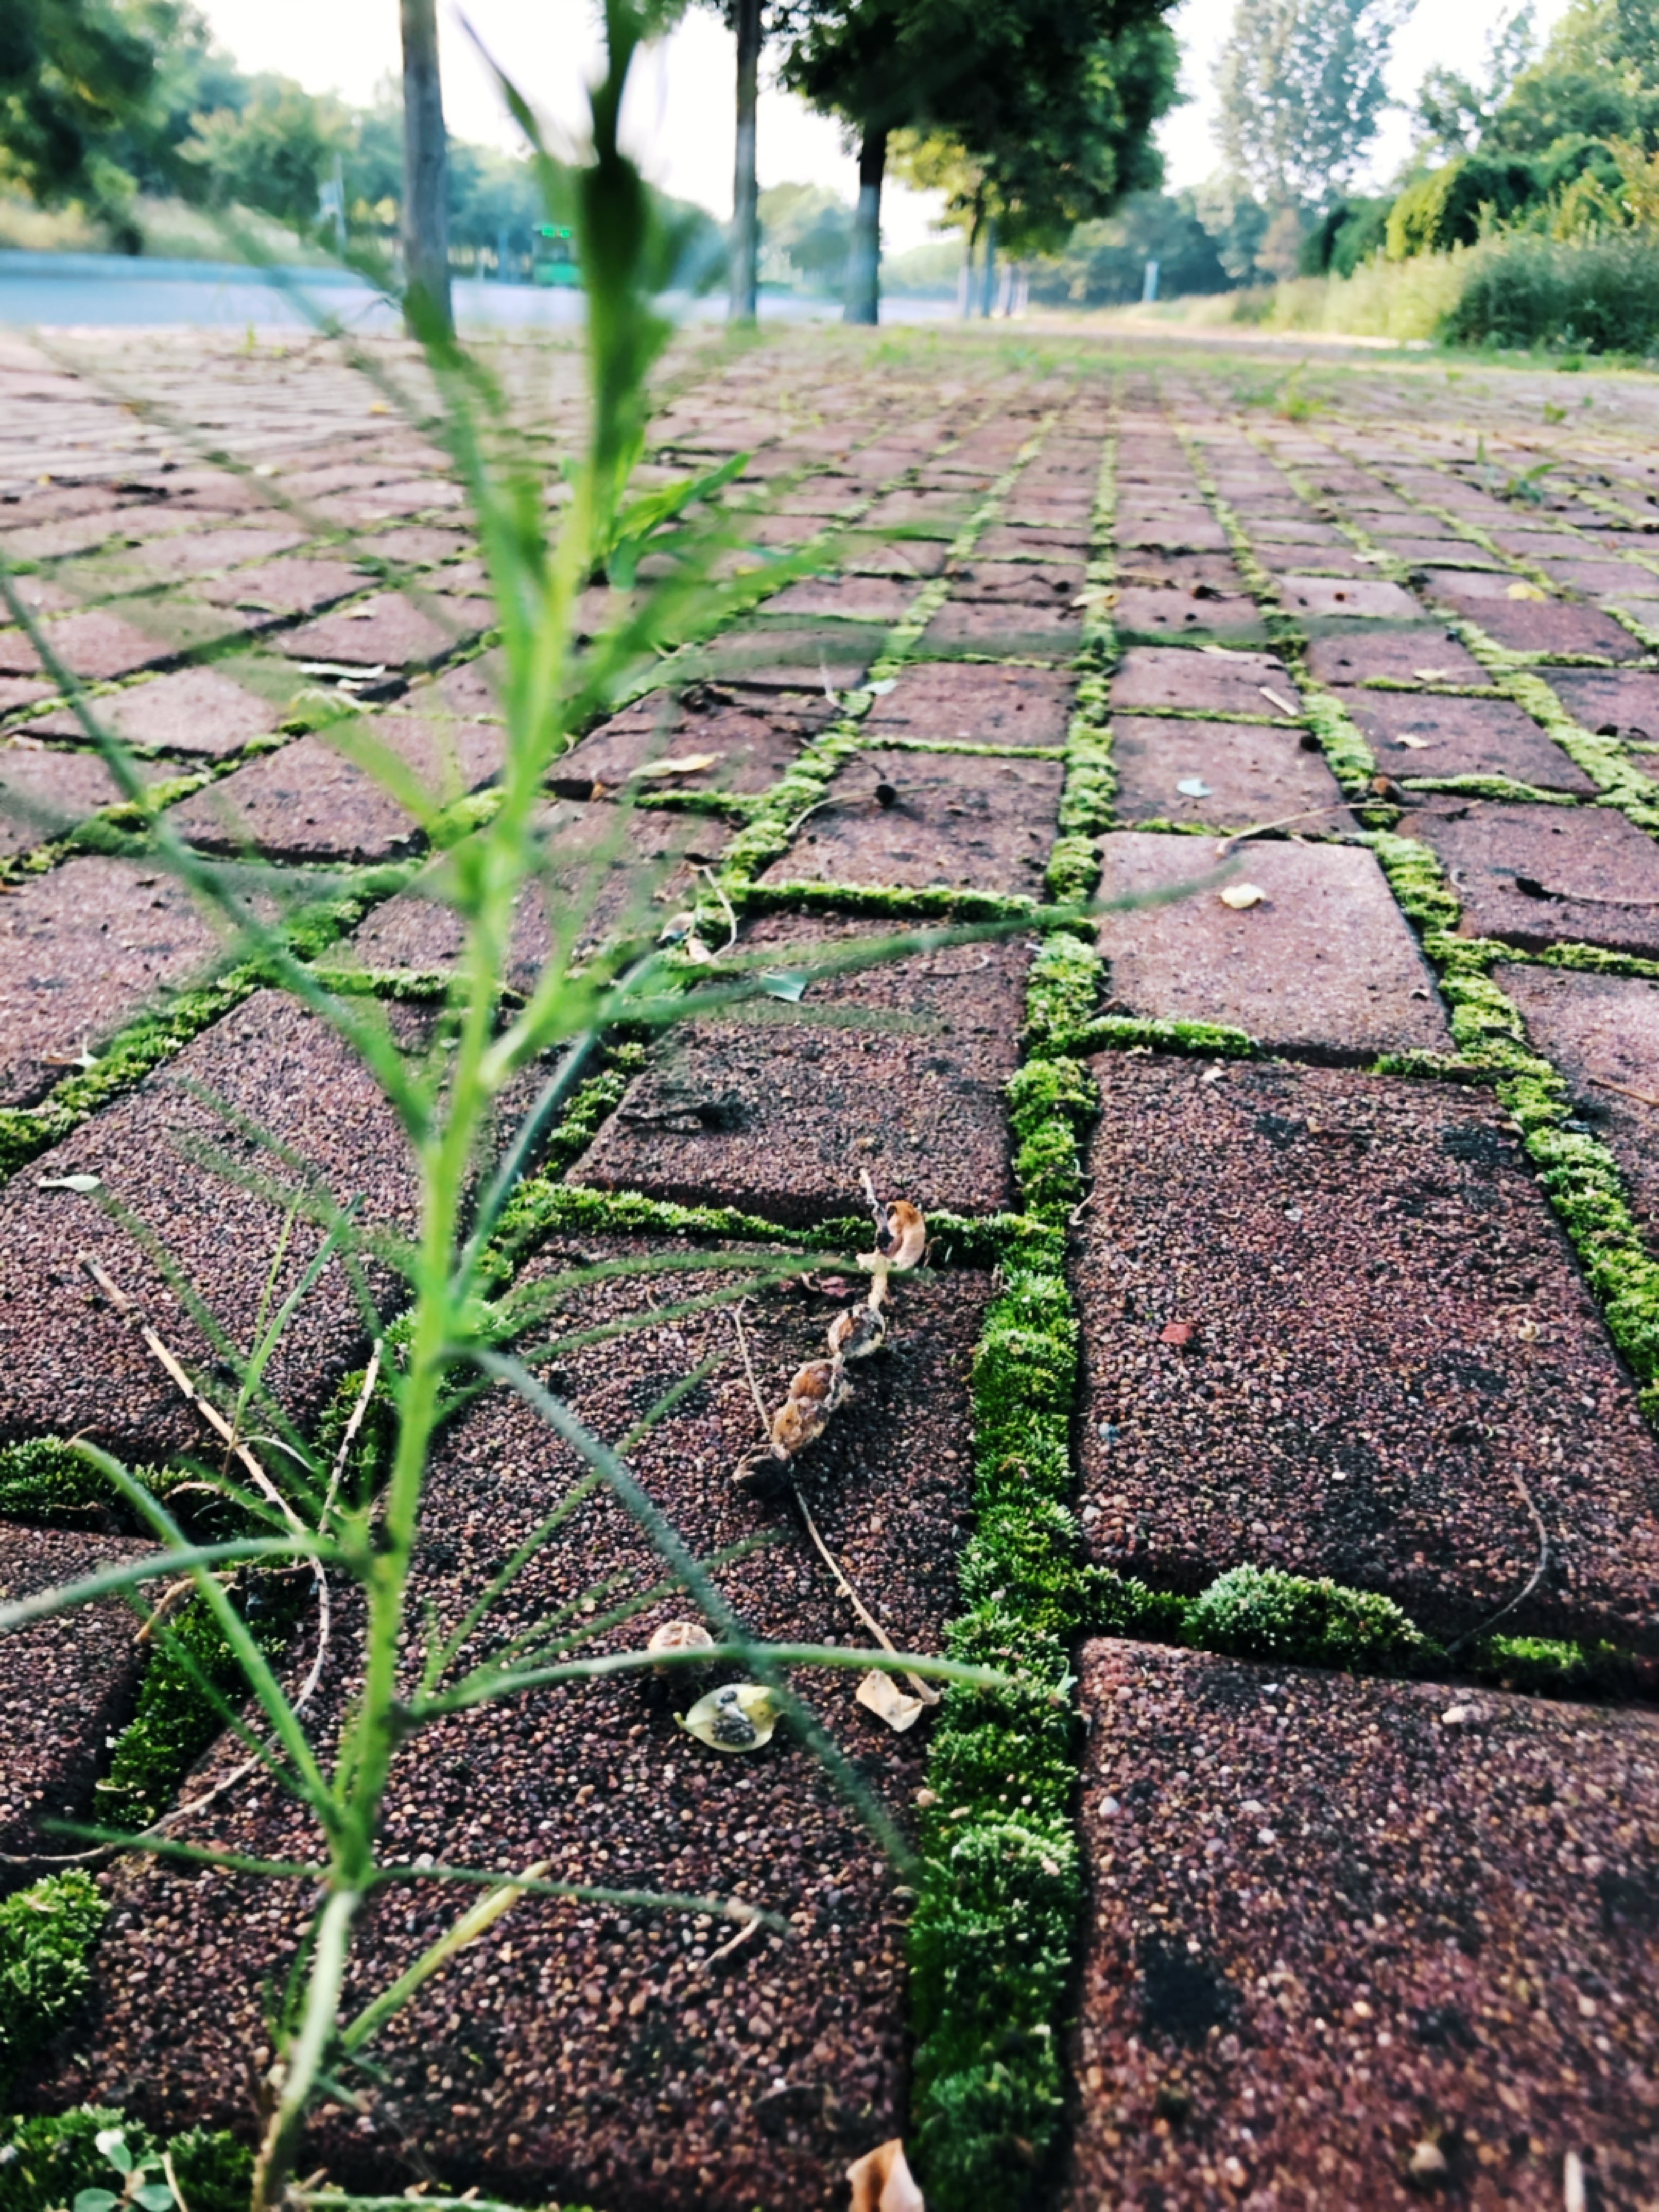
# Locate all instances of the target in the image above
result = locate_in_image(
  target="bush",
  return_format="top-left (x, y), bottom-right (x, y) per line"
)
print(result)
top-left (0, 1872), bottom-right (108, 2095)
top-left (0, 2112), bottom-right (148, 2212)
top-left (1387, 155), bottom-right (1541, 258)
top-left (1186, 1564), bottom-right (1427, 1670)
top-left (1446, 230), bottom-right (1659, 351)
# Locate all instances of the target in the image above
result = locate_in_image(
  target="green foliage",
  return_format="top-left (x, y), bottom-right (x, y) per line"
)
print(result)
top-left (1029, 188), bottom-right (1235, 306)
top-left (1300, 194), bottom-right (1390, 276)
top-left (1084, 1564), bottom-right (1190, 1639)
top-left (0, 2116), bottom-right (252, 2212)
top-left (1445, 228), bottom-right (1659, 351)
top-left (96, 1577), bottom-right (305, 1830)
top-left (163, 2133), bottom-right (254, 2212)
top-left (1216, 0), bottom-right (1414, 204)
top-left (1386, 154), bottom-right (1546, 257)
top-left (0, 0), bottom-right (168, 245)
top-left (0, 1438), bottom-right (180, 1527)
top-left (1186, 1564), bottom-right (1429, 1668)
top-left (0, 1873), bottom-right (108, 2094)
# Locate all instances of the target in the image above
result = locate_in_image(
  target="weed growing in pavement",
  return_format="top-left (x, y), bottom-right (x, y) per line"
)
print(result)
top-left (0, 8), bottom-right (1036, 2203)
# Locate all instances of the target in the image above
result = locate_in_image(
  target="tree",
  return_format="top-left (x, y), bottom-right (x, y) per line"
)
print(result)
top-left (179, 76), bottom-right (351, 233)
top-left (780, 0), bottom-right (1180, 324)
top-left (728, 0), bottom-right (763, 318)
top-left (0, 0), bottom-right (168, 248)
top-left (1027, 186), bottom-right (1234, 305)
top-left (1415, 4), bottom-right (1535, 160)
top-left (1215, 0), bottom-right (1415, 209)
top-left (400, 0), bottom-right (452, 337)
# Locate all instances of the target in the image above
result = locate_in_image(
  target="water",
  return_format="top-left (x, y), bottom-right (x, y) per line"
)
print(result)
top-left (0, 250), bottom-right (958, 332)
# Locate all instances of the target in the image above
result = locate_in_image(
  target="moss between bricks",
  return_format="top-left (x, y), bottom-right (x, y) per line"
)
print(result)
top-left (1369, 828), bottom-right (1659, 1421)
top-left (0, 1873), bottom-right (106, 2100)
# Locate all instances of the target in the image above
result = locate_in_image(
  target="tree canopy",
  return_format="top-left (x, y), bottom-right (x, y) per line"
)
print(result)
top-left (1215, 0), bottom-right (1415, 208)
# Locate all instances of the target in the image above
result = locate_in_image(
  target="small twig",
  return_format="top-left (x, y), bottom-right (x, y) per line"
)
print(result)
top-left (1444, 1462), bottom-right (1550, 1656)
top-left (161, 2147), bottom-right (191, 2212)
top-left (695, 1904), bottom-right (764, 1975)
top-left (1522, 883), bottom-right (1659, 908)
top-left (1590, 1073), bottom-right (1659, 1110)
top-left (133, 1576), bottom-right (198, 1647)
top-left (729, 1301), bottom-right (775, 1449)
top-left (1215, 799), bottom-right (1361, 855)
top-left (791, 1487), bottom-right (939, 1707)
top-left (322, 1340), bottom-right (383, 1528)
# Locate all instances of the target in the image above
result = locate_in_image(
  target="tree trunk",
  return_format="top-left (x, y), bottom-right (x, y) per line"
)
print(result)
top-left (960, 194), bottom-right (983, 320)
top-left (400, 0), bottom-right (452, 338)
top-left (843, 127), bottom-right (887, 326)
top-left (728, 0), bottom-right (762, 322)
top-left (980, 218), bottom-right (997, 317)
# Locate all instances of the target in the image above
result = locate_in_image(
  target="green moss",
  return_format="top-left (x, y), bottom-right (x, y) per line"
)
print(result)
top-left (0, 1438), bottom-right (182, 1527)
top-left (1070, 1012), bottom-right (1258, 1059)
top-left (1467, 1632), bottom-right (1642, 1696)
top-left (737, 878), bottom-right (1036, 924)
top-left (97, 1573), bottom-right (307, 1830)
top-left (1043, 834), bottom-right (1101, 907)
top-left (1023, 935), bottom-right (1103, 1051)
top-left (908, 2052), bottom-right (1066, 2212)
top-left (1186, 1564), bottom-right (1429, 1670)
top-left (0, 1873), bottom-right (107, 2096)
top-left (1084, 1566), bottom-right (1191, 1640)
top-left (164, 2129), bottom-right (256, 2212)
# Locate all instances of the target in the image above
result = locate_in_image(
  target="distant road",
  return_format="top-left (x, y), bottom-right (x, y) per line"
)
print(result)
top-left (0, 250), bottom-right (958, 331)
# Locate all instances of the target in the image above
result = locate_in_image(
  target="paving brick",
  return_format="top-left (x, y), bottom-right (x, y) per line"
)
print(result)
top-left (30, 1242), bottom-right (987, 2208)
top-left (194, 556), bottom-right (365, 621)
top-left (0, 991), bottom-right (422, 1456)
top-left (24, 664), bottom-right (287, 758)
top-left (0, 1524), bottom-right (154, 1860)
top-left (1110, 716), bottom-right (1347, 830)
top-left (0, 856), bottom-right (235, 1107)
top-left (1064, 1641), bottom-right (1659, 2211)
top-left (945, 557), bottom-right (1085, 607)
top-left (574, 913), bottom-right (1028, 1221)
top-left (1118, 516), bottom-right (1232, 554)
top-left (1116, 552), bottom-right (1246, 592)
top-left (1095, 833), bottom-right (1449, 1057)
top-left (861, 660), bottom-right (1074, 747)
top-left (1112, 588), bottom-right (1269, 645)
top-left (1110, 647), bottom-right (1303, 719)
top-left (1409, 801), bottom-right (1659, 956)
top-left (546, 694), bottom-right (813, 801)
top-left (1279, 575), bottom-right (1423, 621)
top-left (168, 717), bottom-right (502, 863)
top-left (1074, 1053), bottom-right (1659, 1645)
top-left (1458, 600), bottom-right (1646, 660)
top-left (1336, 689), bottom-right (1596, 792)
top-left (761, 574), bottom-right (915, 623)
top-left (762, 747), bottom-right (1062, 895)
top-left (0, 677), bottom-right (51, 718)
top-left (1499, 963), bottom-right (1659, 1250)
top-left (0, 742), bottom-right (172, 856)
top-left (832, 532), bottom-right (952, 579)
top-left (974, 521), bottom-right (1093, 559)
top-left (1306, 631), bottom-right (1487, 687)
top-left (281, 591), bottom-right (493, 671)
top-left (1546, 666), bottom-right (1659, 739)
top-left (920, 596), bottom-right (1081, 659)
top-left (701, 621), bottom-right (880, 690)
top-left (123, 525), bottom-right (312, 581)
top-left (0, 609), bottom-right (177, 683)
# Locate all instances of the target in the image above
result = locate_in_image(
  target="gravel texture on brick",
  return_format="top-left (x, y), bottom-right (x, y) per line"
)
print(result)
top-left (28, 1241), bottom-right (989, 2212)
top-left (1304, 633), bottom-right (1487, 687)
top-left (0, 1523), bottom-right (153, 1861)
top-left (0, 609), bottom-right (177, 683)
top-left (24, 665), bottom-right (287, 757)
top-left (1073, 1053), bottom-right (1659, 1646)
top-left (1063, 1640), bottom-right (1659, 2212)
top-left (1335, 690), bottom-right (1596, 792)
top-left (919, 598), bottom-right (1081, 659)
top-left (700, 624), bottom-right (882, 691)
top-left (1408, 802), bottom-right (1659, 957)
top-left (546, 696), bottom-right (814, 802)
top-left (0, 991), bottom-right (423, 1455)
top-left (1112, 589), bottom-right (1269, 645)
top-left (1109, 647), bottom-right (1303, 719)
top-left (282, 592), bottom-right (493, 672)
top-left (761, 747), bottom-right (1063, 896)
top-left (194, 556), bottom-right (366, 621)
top-left (0, 745), bottom-right (171, 857)
top-left (762, 576), bottom-right (915, 624)
top-left (944, 558), bottom-right (1085, 608)
top-left (859, 661), bottom-right (1075, 748)
top-left (1095, 834), bottom-right (1449, 1058)
top-left (1545, 666), bottom-right (1659, 739)
top-left (1109, 716), bottom-right (1347, 832)
top-left (0, 856), bottom-right (236, 1107)
top-left (1499, 962), bottom-right (1659, 1251)
top-left (1116, 554), bottom-right (1246, 593)
top-left (1456, 601), bottom-right (1646, 660)
top-left (1278, 576), bottom-right (1424, 621)
top-left (573, 913), bottom-right (1029, 1222)
top-left (168, 717), bottom-right (503, 862)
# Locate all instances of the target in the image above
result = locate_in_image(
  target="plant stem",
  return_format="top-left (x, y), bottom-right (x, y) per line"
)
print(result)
top-left (252, 1885), bottom-right (362, 2212)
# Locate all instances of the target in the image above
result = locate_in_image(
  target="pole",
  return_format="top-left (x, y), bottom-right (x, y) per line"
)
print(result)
top-left (729, 0), bottom-right (762, 322)
top-left (980, 217), bottom-right (997, 318)
top-left (400, 0), bottom-right (452, 338)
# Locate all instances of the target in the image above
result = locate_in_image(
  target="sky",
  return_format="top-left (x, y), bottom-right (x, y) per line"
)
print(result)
top-left (192, 0), bottom-right (1579, 251)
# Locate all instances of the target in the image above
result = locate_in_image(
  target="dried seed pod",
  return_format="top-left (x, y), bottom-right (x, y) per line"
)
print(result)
top-left (647, 1619), bottom-right (716, 1676)
top-left (828, 1302), bottom-right (886, 1361)
top-left (678, 1681), bottom-right (782, 1753)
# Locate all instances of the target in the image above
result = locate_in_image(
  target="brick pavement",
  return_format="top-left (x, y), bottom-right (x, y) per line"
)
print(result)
top-left (1, 329), bottom-right (1656, 2212)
